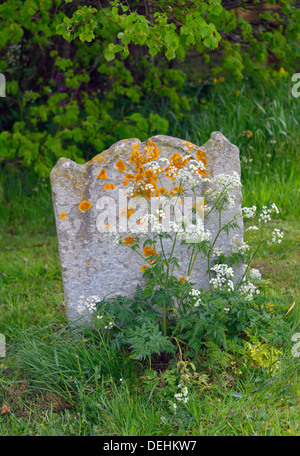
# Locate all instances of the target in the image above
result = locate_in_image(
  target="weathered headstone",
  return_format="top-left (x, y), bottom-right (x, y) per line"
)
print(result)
top-left (50, 132), bottom-right (244, 322)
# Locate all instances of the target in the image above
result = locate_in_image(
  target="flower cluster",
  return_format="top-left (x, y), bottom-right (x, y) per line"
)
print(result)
top-left (246, 225), bottom-right (259, 231)
top-left (77, 295), bottom-right (115, 329)
top-left (207, 172), bottom-right (241, 208)
top-left (258, 204), bottom-right (279, 224)
top-left (248, 267), bottom-right (262, 281)
top-left (242, 206), bottom-right (257, 219)
top-left (119, 143), bottom-right (208, 201)
top-left (239, 281), bottom-right (260, 301)
top-left (77, 295), bottom-right (100, 315)
top-left (174, 220), bottom-right (211, 243)
top-left (189, 288), bottom-right (201, 307)
top-left (173, 384), bottom-right (189, 409)
top-left (230, 235), bottom-right (250, 255)
top-left (271, 228), bottom-right (284, 244)
top-left (210, 264), bottom-right (235, 292)
top-left (212, 246), bottom-right (224, 257)
top-left (214, 172), bottom-right (241, 190)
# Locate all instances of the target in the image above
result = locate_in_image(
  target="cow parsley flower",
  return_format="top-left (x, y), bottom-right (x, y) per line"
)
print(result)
top-left (174, 385), bottom-right (189, 404)
top-left (246, 225), bottom-right (259, 231)
top-left (242, 206), bottom-right (257, 219)
top-left (239, 281), bottom-right (260, 301)
top-left (258, 204), bottom-right (280, 224)
top-left (77, 295), bottom-right (100, 315)
top-left (207, 172), bottom-right (241, 208)
top-left (230, 235), bottom-right (250, 255)
top-left (189, 288), bottom-right (201, 307)
top-left (212, 246), bottom-right (224, 257)
top-left (249, 268), bottom-right (261, 281)
top-left (210, 264), bottom-right (235, 291)
top-left (271, 228), bottom-right (284, 244)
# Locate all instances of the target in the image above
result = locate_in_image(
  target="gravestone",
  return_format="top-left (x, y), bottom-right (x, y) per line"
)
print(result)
top-left (50, 132), bottom-right (244, 322)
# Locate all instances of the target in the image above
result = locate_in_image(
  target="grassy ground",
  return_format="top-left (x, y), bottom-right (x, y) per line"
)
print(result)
top-left (0, 192), bottom-right (299, 436)
top-left (0, 80), bottom-right (299, 436)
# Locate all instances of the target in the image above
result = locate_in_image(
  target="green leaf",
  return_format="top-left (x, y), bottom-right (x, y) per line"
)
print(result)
top-left (104, 48), bottom-right (115, 61)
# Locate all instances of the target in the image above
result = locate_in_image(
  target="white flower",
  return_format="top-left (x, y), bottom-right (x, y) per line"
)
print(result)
top-left (210, 264), bottom-right (235, 291)
top-left (211, 264), bottom-right (235, 278)
top-left (77, 295), bottom-right (100, 315)
top-left (230, 235), bottom-right (250, 254)
top-left (239, 281), bottom-right (259, 301)
top-left (258, 206), bottom-right (272, 224)
top-left (271, 203), bottom-right (279, 214)
top-left (227, 280), bottom-right (234, 292)
top-left (214, 172), bottom-right (241, 190)
top-left (258, 204), bottom-right (279, 224)
top-left (212, 247), bottom-right (224, 257)
top-left (249, 268), bottom-right (261, 281)
top-left (104, 321), bottom-right (114, 330)
top-left (189, 289), bottom-right (201, 307)
top-left (271, 228), bottom-right (284, 244)
top-left (174, 386), bottom-right (189, 404)
top-left (242, 206), bottom-right (257, 219)
top-left (246, 225), bottom-right (259, 231)
top-left (206, 172), bottom-right (241, 208)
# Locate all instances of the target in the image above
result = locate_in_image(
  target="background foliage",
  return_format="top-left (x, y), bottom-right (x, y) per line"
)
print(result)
top-left (0, 0), bottom-right (299, 177)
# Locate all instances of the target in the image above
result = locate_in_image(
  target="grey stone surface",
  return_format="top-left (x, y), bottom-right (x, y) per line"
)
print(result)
top-left (50, 132), bottom-right (244, 322)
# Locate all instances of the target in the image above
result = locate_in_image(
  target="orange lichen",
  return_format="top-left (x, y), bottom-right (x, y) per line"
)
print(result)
top-left (155, 187), bottom-right (167, 197)
top-left (121, 205), bottom-right (135, 219)
top-left (125, 173), bottom-right (135, 180)
top-left (145, 169), bottom-right (155, 180)
top-left (115, 159), bottom-right (127, 172)
top-left (104, 183), bottom-right (116, 190)
top-left (196, 149), bottom-right (207, 165)
top-left (97, 169), bottom-right (108, 180)
top-left (124, 236), bottom-right (135, 245)
top-left (174, 186), bottom-right (184, 195)
top-left (196, 167), bottom-right (207, 177)
top-left (134, 171), bottom-right (146, 183)
top-left (59, 212), bottom-right (67, 220)
top-left (129, 140), bottom-right (160, 171)
top-left (165, 152), bottom-right (191, 180)
top-left (169, 186), bottom-right (183, 197)
top-left (183, 140), bottom-right (196, 150)
top-left (144, 140), bottom-right (160, 160)
top-left (78, 201), bottom-right (91, 211)
top-left (143, 246), bottom-right (155, 257)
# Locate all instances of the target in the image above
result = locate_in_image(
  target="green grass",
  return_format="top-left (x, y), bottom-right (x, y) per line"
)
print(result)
top-left (0, 79), bottom-right (299, 436)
